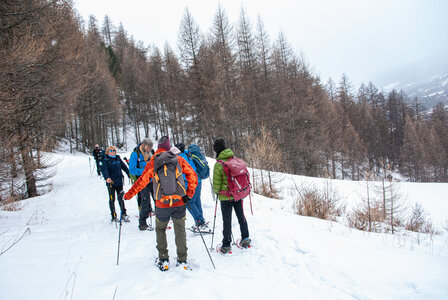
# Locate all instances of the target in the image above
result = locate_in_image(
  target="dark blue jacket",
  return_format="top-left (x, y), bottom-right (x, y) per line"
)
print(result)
top-left (101, 155), bottom-right (130, 187)
top-left (92, 148), bottom-right (104, 161)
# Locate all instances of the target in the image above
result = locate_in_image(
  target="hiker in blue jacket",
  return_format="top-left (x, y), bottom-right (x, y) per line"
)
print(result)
top-left (101, 146), bottom-right (130, 222)
top-left (175, 143), bottom-right (208, 231)
top-left (129, 138), bottom-right (154, 230)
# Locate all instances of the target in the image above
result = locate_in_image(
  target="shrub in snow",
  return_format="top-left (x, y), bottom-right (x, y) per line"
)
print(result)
top-left (254, 182), bottom-right (279, 199)
top-left (405, 203), bottom-right (437, 234)
top-left (347, 201), bottom-right (384, 232)
top-left (294, 182), bottom-right (344, 220)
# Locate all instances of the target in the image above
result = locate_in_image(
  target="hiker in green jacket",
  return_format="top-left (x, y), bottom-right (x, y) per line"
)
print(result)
top-left (212, 138), bottom-right (251, 253)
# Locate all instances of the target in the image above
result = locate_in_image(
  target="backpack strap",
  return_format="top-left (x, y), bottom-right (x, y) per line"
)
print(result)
top-left (135, 148), bottom-right (142, 169)
top-left (217, 159), bottom-right (232, 200)
top-left (192, 154), bottom-right (206, 167)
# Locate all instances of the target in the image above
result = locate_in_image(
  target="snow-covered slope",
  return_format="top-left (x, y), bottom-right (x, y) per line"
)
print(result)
top-left (404, 72), bottom-right (448, 110)
top-left (0, 152), bottom-right (447, 300)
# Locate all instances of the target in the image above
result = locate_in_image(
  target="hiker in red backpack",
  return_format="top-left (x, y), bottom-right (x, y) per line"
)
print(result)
top-left (212, 138), bottom-right (251, 254)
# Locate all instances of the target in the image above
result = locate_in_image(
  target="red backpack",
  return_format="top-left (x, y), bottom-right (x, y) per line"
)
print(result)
top-left (217, 157), bottom-right (251, 201)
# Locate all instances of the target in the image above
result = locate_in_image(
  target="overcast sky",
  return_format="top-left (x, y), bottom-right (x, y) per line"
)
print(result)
top-left (73, 0), bottom-right (448, 89)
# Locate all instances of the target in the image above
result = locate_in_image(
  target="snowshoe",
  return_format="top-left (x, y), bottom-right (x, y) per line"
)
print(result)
top-left (176, 259), bottom-right (192, 271)
top-left (155, 258), bottom-right (169, 272)
top-left (216, 244), bottom-right (232, 255)
top-left (121, 214), bottom-right (130, 222)
top-left (188, 223), bottom-right (212, 234)
top-left (198, 221), bottom-right (211, 230)
top-left (139, 223), bottom-right (149, 231)
top-left (196, 220), bottom-right (210, 228)
top-left (237, 238), bottom-right (252, 249)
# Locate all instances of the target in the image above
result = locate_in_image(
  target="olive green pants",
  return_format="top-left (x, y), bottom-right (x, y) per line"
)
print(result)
top-left (155, 205), bottom-right (187, 261)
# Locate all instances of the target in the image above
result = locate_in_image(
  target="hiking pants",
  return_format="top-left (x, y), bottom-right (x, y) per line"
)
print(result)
top-left (107, 185), bottom-right (126, 216)
top-left (221, 200), bottom-right (249, 247)
top-left (138, 184), bottom-right (152, 226)
top-left (95, 159), bottom-right (101, 175)
top-left (155, 205), bottom-right (187, 261)
top-left (186, 181), bottom-right (205, 225)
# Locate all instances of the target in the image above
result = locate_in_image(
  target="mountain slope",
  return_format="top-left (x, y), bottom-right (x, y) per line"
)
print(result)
top-left (404, 72), bottom-right (448, 109)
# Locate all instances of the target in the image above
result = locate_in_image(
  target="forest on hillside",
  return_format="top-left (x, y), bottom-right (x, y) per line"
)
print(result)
top-left (1, 0), bottom-right (447, 201)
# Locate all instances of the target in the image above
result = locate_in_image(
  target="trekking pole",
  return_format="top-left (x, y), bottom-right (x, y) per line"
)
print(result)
top-left (196, 223), bottom-right (216, 269)
top-left (110, 184), bottom-right (117, 229)
top-left (184, 196), bottom-right (215, 269)
top-left (149, 206), bottom-right (153, 231)
top-left (210, 196), bottom-right (219, 251)
top-left (209, 178), bottom-right (218, 251)
top-left (117, 210), bottom-right (123, 265)
top-left (184, 191), bottom-right (216, 269)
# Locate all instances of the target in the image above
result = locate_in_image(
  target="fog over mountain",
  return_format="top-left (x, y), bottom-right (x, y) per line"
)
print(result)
top-left (374, 54), bottom-right (448, 110)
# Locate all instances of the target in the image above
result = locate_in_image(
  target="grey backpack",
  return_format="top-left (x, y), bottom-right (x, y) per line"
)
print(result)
top-left (153, 151), bottom-right (186, 206)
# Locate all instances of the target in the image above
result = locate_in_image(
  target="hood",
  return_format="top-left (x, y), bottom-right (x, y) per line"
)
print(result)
top-left (217, 149), bottom-right (234, 160)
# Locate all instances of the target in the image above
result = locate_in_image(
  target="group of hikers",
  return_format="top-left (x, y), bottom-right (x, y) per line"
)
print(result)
top-left (92, 136), bottom-right (252, 270)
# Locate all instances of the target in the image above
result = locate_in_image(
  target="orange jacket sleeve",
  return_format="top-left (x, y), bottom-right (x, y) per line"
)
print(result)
top-left (123, 158), bottom-right (154, 200)
top-left (178, 156), bottom-right (198, 198)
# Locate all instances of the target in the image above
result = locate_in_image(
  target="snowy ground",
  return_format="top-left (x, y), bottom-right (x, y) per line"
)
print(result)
top-left (1, 152), bottom-right (448, 300)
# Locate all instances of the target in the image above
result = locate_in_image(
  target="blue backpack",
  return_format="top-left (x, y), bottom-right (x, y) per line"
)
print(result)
top-left (188, 144), bottom-right (210, 180)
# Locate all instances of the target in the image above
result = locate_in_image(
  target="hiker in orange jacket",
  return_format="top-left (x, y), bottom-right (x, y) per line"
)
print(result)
top-left (123, 136), bottom-right (198, 269)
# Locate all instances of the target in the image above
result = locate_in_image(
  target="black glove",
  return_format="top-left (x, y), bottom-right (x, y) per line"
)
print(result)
top-left (118, 191), bottom-right (125, 202)
top-left (182, 195), bottom-right (191, 210)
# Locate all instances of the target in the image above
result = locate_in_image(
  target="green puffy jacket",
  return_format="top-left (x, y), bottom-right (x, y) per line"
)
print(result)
top-left (212, 149), bottom-right (234, 201)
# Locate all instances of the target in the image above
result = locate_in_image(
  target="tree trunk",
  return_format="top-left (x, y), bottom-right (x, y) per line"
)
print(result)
top-left (20, 147), bottom-right (38, 198)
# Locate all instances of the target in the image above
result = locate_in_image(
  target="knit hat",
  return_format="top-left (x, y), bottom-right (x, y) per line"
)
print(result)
top-left (213, 138), bottom-right (226, 155)
top-left (175, 143), bottom-right (186, 153)
top-left (158, 136), bottom-right (171, 150)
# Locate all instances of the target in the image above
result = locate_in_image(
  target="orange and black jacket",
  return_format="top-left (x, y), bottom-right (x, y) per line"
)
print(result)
top-left (124, 148), bottom-right (198, 208)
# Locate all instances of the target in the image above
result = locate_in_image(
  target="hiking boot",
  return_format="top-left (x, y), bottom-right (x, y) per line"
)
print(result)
top-left (196, 220), bottom-right (209, 229)
top-left (198, 221), bottom-right (209, 230)
top-left (240, 238), bottom-right (251, 248)
top-left (156, 258), bottom-right (169, 271)
top-left (139, 223), bottom-right (149, 231)
top-left (176, 259), bottom-right (192, 270)
top-left (121, 214), bottom-right (130, 222)
top-left (219, 246), bottom-right (232, 254)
